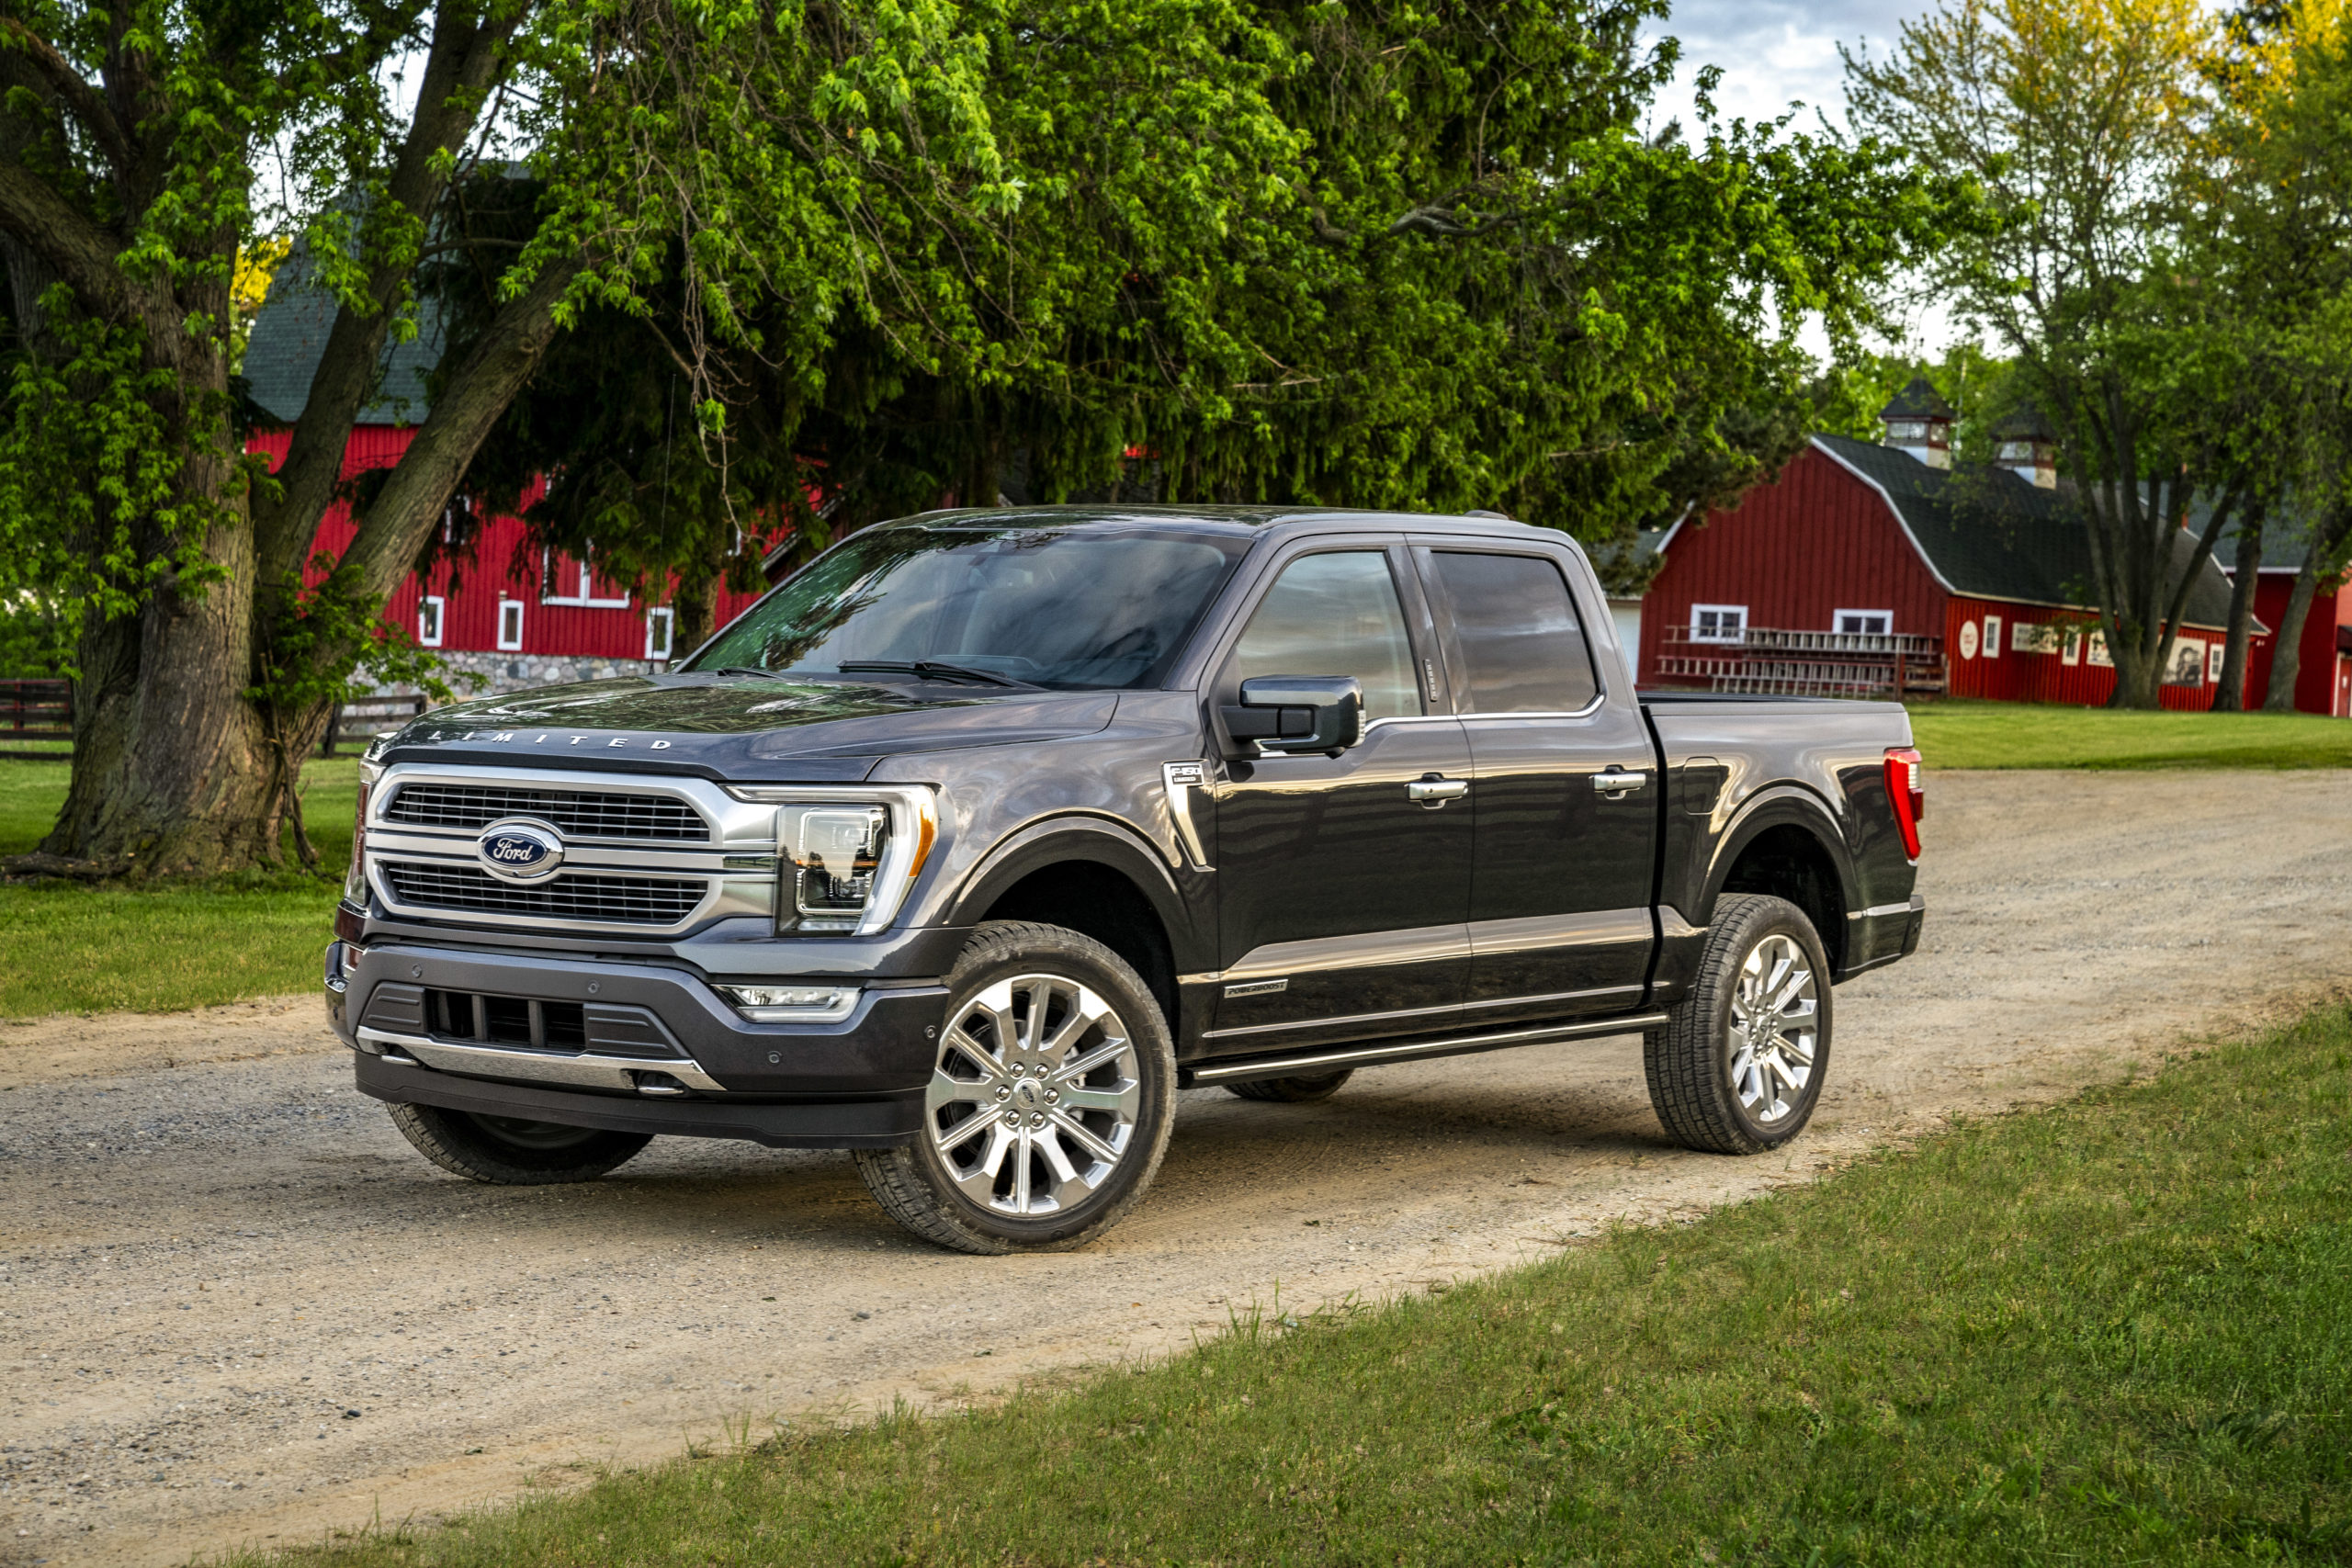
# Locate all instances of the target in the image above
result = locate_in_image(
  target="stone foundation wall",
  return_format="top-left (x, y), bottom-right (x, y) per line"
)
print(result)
top-left (377, 649), bottom-right (672, 702)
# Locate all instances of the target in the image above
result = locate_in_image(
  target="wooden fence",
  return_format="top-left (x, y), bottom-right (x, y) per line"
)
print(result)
top-left (0, 679), bottom-right (71, 759)
top-left (0, 681), bottom-right (427, 759)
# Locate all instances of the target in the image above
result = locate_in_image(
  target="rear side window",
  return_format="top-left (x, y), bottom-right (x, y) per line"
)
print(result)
top-left (1229, 551), bottom-right (1422, 721)
top-left (1432, 551), bottom-right (1600, 713)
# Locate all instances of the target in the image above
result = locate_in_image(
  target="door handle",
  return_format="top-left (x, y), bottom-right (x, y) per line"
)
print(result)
top-left (1407, 774), bottom-right (1469, 806)
top-left (1593, 770), bottom-right (1648, 796)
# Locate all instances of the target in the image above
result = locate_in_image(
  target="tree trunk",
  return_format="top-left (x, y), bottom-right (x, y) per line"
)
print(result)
top-left (2263, 557), bottom-right (2322, 712)
top-left (2212, 516), bottom-right (2263, 712)
top-left (672, 560), bottom-right (723, 660)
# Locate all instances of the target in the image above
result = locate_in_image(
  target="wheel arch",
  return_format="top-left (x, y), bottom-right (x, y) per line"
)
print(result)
top-left (944, 816), bottom-right (1198, 1035)
top-left (1698, 787), bottom-right (1860, 976)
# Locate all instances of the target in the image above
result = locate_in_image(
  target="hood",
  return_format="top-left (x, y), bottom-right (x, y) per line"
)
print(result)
top-left (368, 675), bottom-right (1122, 782)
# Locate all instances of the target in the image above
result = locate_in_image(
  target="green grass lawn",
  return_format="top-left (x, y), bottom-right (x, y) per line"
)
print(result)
top-left (1907, 699), bottom-right (2352, 769)
top-left (0, 757), bottom-right (355, 1016)
top-left (235, 1007), bottom-right (2352, 1567)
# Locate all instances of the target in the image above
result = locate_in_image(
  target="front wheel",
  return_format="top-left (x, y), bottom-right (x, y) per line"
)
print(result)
top-left (1643, 893), bottom-right (1831, 1155)
top-left (385, 1102), bottom-right (652, 1183)
top-left (854, 921), bottom-right (1177, 1254)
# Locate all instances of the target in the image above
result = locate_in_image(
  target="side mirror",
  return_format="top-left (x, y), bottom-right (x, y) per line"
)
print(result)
top-left (1222, 675), bottom-right (1363, 757)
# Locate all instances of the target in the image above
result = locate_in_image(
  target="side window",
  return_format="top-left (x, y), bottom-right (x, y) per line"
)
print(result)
top-left (1230, 552), bottom-right (1421, 722)
top-left (1432, 552), bottom-right (1600, 713)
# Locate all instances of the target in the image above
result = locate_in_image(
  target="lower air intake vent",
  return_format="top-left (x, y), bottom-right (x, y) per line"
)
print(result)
top-left (381, 861), bottom-right (709, 926)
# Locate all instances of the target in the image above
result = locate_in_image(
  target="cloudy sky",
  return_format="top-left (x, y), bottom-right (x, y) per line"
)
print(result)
top-left (1638, 0), bottom-right (1939, 134)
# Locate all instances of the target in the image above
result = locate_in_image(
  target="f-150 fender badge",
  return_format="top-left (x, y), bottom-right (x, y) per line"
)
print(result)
top-left (1223, 977), bottom-right (1287, 998)
top-left (475, 818), bottom-right (566, 885)
top-left (1160, 761), bottom-right (1213, 872)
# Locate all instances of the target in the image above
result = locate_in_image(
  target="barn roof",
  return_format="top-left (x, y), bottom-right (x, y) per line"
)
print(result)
top-left (1810, 434), bottom-right (2238, 631)
top-left (243, 248), bottom-right (446, 424)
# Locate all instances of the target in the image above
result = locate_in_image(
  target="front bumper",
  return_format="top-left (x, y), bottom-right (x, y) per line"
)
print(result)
top-left (328, 939), bottom-right (946, 1148)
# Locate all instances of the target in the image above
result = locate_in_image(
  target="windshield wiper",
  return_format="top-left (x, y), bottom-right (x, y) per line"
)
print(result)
top-left (836, 659), bottom-right (1029, 689)
top-left (711, 667), bottom-right (791, 680)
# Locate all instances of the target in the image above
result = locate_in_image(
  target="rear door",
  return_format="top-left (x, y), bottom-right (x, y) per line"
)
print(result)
top-left (1417, 541), bottom-right (1658, 1021)
top-left (1204, 543), bottom-right (1474, 1051)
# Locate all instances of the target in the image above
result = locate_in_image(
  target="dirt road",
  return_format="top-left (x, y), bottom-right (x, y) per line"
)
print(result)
top-left (5, 769), bottom-right (2348, 1567)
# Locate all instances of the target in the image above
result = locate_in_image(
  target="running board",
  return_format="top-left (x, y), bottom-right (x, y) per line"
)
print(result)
top-left (1182, 1010), bottom-right (1669, 1088)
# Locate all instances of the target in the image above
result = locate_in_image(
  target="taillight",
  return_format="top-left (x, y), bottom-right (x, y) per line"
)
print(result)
top-left (1883, 748), bottom-right (1924, 860)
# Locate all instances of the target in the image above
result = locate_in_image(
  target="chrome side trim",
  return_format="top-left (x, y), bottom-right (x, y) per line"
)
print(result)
top-left (1188, 1011), bottom-right (1670, 1084)
top-left (1201, 983), bottom-right (1643, 1041)
top-left (356, 1026), bottom-right (725, 1093)
top-left (1658, 907), bottom-right (1706, 941)
top-left (1467, 908), bottom-right (1651, 955)
top-left (1209, 922), bottom-right (1472, 986)
top-left (1160, 761), bottom-right (1213, 870)
top-left (1849, 895), bottom-right (1926, 922)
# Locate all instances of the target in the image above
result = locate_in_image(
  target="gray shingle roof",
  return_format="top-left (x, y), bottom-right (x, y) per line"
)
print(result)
top-left (1813, 434), bottom-right (2238, 630)
top-left (242, 248), bottom-right (445, 424)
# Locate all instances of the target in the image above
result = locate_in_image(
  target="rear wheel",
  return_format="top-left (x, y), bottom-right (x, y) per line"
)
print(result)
top-left (854, 921), bottom-right (1176, 1254)
top-left (385, 1102), bottom-right (652, 1183)
top-left (1643, 893), bottom-right (1831, 1155)
top-left (1227, 1069), bottom-right (1352, 1104)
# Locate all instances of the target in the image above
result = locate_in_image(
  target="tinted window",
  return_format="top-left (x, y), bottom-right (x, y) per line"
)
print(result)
top-left (687, 525), bottom-right (1249, 690)
top-left (1230, 552), bottom-right (1421, 721)
top-left (1433, 552), bottom-right (1599, 713)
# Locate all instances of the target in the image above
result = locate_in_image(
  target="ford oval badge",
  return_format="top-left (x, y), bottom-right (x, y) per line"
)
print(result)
top-left (475, 818), bottom-right (564, 884)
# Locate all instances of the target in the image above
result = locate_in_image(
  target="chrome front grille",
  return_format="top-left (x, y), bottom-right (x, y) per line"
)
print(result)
top-left (382, 782), bottom-right (710, 841)
top-left (381, 861), bottom-right (711, 926)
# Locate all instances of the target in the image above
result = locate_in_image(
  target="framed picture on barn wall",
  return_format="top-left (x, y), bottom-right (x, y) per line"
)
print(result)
top-left (2063, 626), bottom-right (2082, 665)
top-left (2164, 638), bottom-right (2208, 686)
top-left (2087, 631), bottom-right (2111, 667)
top-left (2013, 621), bottom-right (2064, 654)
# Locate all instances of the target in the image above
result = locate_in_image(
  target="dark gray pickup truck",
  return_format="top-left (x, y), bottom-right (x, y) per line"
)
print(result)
top-left (327, 505), bottom-right (1926, 1252)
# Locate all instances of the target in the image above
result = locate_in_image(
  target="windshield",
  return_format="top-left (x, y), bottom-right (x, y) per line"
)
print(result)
top-left (685, 523), bottom-right (1250, 690)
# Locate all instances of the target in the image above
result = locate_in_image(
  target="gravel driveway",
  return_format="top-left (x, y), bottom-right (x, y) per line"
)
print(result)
top-left (5, 768), bottom-right (2348, 1568)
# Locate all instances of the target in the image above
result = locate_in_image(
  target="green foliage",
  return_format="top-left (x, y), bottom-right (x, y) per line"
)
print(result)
top-left (246, 552), bottom-right (475, 725)
top-left (0, 284), bottom-right (229, 619)
top-left (439, 2), bottom-right (1966, 599)
top-left (223, 1004), bottom-right (2352, 1565)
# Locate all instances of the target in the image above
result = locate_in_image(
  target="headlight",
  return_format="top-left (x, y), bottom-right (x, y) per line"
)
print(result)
top-left (724, 785), bottom-right (940, 935)
top-left (782, 805), bottom-right (889, 930)
top-left (344, 765), bottom-right (379, 905)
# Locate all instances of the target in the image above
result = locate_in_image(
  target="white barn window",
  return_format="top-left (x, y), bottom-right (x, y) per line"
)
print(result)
top-left (1690, 604), bottom-right (1747, 643)
top-left (646, 607), bottom-right (675, 661)
top-left (417, 595), bottom-right (445, 649)
top-left (1834, 609), bottom-right (1891, 636)
top-left (496, 599), bottom-right (525, 651)
top-left (541, 547), bottom-right (632, 608)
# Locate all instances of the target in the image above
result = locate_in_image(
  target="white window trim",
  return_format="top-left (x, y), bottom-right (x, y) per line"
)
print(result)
top-left (1832, 609), bottom-right (1892, 636)
top-left (1690, 603), bottom-right (1748, 643)
top-left (1983, 614), bottom-right (2003, 659)
top-left (2062, 627), bottom-right (2082, 666)
top-left (417, 594), bottom-right (446, 649)
top-left (539, 548), bottom-right (633, 609)
top-left (496, 599), bottom-right (526, 652)
top-left (645, 606), bottom-right (675, 661)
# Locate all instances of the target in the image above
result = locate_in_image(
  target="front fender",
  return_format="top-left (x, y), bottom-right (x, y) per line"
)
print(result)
top-left (944, 814), bottom-right (1210, 977)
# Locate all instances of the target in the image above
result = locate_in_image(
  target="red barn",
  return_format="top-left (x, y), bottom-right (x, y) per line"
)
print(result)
top-left (243, 270), bottom-right (769, 695)
top-left (1637, 385), bottom-right (2241, 708)
top-left (2212, 536), bottom-right (2352, 716)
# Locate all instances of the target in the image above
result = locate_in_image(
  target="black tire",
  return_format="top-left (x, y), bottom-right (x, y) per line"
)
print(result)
top-left (853, 920), bottom-right (1177, 1255)
top-left (1227, 1069), bottom-right (1353, 1104)
top-left (1644, 893), bottom-right (1832, 1155)
top-left (385, 1102), bottom-right (652, 1184)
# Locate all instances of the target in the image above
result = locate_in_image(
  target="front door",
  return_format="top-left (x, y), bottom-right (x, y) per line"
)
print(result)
top-left (1418, 544), bottom-right (1658, 1021)
top-left (1206, 546), bottom-right (1473, 1052)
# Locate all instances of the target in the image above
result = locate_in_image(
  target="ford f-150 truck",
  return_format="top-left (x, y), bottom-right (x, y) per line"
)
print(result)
top-left (327, 505), bottom-right (1926, 1253)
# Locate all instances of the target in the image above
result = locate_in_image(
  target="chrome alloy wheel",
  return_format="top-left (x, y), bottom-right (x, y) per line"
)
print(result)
top-left (1727, 932), bottom-right (1818, 1126)
top-left (927, 974), bottom-right (1142, 1217)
